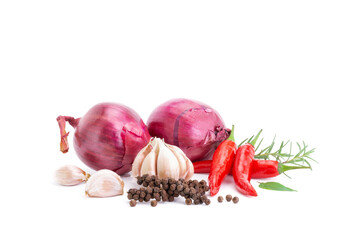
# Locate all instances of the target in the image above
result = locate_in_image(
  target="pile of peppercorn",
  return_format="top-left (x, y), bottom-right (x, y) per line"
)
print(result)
top-left (128, 174), bottom-right (211, 207)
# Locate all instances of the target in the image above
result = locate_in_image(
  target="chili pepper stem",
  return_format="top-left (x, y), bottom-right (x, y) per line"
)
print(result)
top-left (278, 163), bottom-right (311, 174)
top-left (227, 125), bottom-right (235, 142)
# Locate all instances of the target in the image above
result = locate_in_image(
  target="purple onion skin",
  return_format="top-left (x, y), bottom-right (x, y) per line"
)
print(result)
top-left (147, 98), bottom-right (230, 162)
top-left (72, 103), bottom-right (150, 175)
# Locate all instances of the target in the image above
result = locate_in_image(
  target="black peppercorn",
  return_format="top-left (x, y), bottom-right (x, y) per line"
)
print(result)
top-left (154, 195), bottom-right (161, 202)
top-left (218, 196), bottom-right (224, 202)
top-left (145, 175), bottom-right (152, 183)
top-left (129, 200), bottom-right (136, 207)
top-left (137, 178), bottom-right (143, 185)
top-left (151, 200), bottom-right (157, 207)
top-left (153, 187), bottom-right (160, 193)
top-left (143, 194), bottom-right (150, 202)
top-left (169, 178), bottom-right (176, 185)
top-left (177, 184), bottom-right (184, 192)
top-left (160, 189), bottom-right (167, 196)
top-left (155, 179), bottom-right (161, 187)
top-left (170, 184), bottom-right (176, 191)
top-left (232, 196), bottom-right (239, 204)
top-left (161, 178), bottom-right (169, 185)
top-left (185, 198), bottom-right (192, 205)
top-left (133, 194), bottom-right (139, 200)
top-left (226, 194), bottom-right (232, 202)
top-left (127, 193), bottom-right (133, 200)
top-left (146, 186), bottom-right (153, 194)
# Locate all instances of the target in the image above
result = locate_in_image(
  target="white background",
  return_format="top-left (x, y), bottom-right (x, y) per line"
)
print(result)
top-left (1, 1), bottom-right (359, 239)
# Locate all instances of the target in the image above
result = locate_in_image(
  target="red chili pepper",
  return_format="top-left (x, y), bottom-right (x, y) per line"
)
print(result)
top-left (232, 144), bottom-right (257, 196)
top-left (193, 160), bottom-right (214, 173)
top-left (250, 160), bottom-right (279, 178)
top-left (208, 125), bottom-right (236, 196)
top-left (195, 159), bottom-right (276, 176)
top-left (232, 130), bottom-right (262, 197)
top-left (252, 160), bottom-right (311, 178)
top-left (194, 159), bottom-right (308, 178)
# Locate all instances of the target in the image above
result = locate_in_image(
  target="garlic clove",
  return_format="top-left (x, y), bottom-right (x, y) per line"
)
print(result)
top-left (167, 144), bottom-right (194, 180)
top-left (184, 158), bottom-right (194, 181)
top-left (166, 144), bottom-right (188, 179)
top-left (140, 139), bottom-right (159, 176)
top-left (132, 141), bottom-right (153, 177)
top-left (157, 139), bottom-right (180, 179)
top-left (55, 165), bottom-right (90, 186)
top-left (85, 169), bottom-right (124, 198)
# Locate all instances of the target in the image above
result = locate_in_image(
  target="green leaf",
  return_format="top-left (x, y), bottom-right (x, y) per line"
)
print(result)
top-left (249, 129), bottom-right (263, 146)
top-left (258, 182), bottom-right (297, 192)
top-left (258, 145), bottom-right (270, 155)
top-left (267, 135), bottom-right (276, 154)
top-left (255, 137), bottom-right (264, 152)
top-left (287, 142), bottom-right (293, 161)
top-left (247, 135), bottom-right (254, 145)
top-left (238, 138), bottom-right (248, 147)
top-left (279, 153), bottom-right (292, 157)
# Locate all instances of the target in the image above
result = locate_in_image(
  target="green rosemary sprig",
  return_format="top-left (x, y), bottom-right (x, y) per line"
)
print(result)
top-left (240, 132), bottom-right (317, 170)
top-left (283, 141), bottom-right (317, 169)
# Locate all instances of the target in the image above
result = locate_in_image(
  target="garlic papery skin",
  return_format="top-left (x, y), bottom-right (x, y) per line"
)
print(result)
top-left (85, 169), bottom-right (124, 198)
top-left (55, 165), bottom-right (90, 186)
top-left (131, 137), bottom-right (194, 180)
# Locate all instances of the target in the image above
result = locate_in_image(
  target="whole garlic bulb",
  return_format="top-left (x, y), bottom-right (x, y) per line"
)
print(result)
top-left (85, 169), bottom-right (124, 198)
top-left (55, 165), bottom-right (90, 186)
top-left (132, 138), bottom-right (194, 180)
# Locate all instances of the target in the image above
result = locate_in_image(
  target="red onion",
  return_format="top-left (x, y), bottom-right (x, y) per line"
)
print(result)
top-left (57, 103), bottom-right (151, 175)
top-left (147, 98), bottom-right (230, 162)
